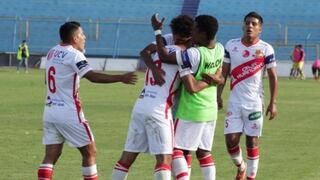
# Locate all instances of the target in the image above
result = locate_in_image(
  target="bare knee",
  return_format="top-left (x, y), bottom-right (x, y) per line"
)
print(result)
top-left (225, 133), bottom-right (242, 148)
top-left (155, 154), bottom-right (172, 166)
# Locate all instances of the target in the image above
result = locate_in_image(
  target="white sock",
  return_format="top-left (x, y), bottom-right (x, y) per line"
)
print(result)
top-left (228, 145), bottom-right (244, 168)
top-left (172, 150), bottom-right (189, 180)
top-left (154, 163), bottom-right (171, 180)
top-left (247, 147), bottom-right (259, 179)
top-left (111, 161), bottom-right (129, 180)
top-left (198, 154), bottom-right (215, 180)
top-left (82, 164), bottom-right (98, 180)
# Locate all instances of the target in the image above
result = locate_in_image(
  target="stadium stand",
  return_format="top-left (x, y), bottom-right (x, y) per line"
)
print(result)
top-left (0, 0), bottom-right (320, 60)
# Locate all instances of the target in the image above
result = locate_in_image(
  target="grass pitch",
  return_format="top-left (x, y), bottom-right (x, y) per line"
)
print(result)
top-left (0, 67), bottom-right (319, 180)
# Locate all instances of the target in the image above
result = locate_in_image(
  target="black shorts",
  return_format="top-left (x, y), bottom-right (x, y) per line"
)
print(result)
top-left (312, 67), bottom-right (320, 75)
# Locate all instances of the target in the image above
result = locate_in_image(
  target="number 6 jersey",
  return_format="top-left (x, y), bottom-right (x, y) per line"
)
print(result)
top-left (44, 44), bottom-right (92, 123)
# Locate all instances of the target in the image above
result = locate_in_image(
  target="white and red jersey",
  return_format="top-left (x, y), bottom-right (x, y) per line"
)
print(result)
top-left (134, 45), bottom-right (181, 118)
top-left (224, 38), bottom-right (276, 104)
top-left (43, 44), bottom-right (92, 123)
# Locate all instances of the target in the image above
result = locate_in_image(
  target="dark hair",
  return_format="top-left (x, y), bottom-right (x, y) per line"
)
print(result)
top-left (244, 11), bottom-right (263, 24)
top-left (22, 40), bottom-right (26, 43)
top-left (59, 21), bottom-right (81, 43)
top-left (170, 15), bottom-right (194, 38)
top-left (195, 15), bottom-right (218, 40)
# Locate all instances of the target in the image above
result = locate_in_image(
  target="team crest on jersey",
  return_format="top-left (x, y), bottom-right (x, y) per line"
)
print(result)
top-left (45, 96), bottom-right (53, 107)
top-left (254, 49), bottom-right (264, 58)
top-left (242, 50), bottom-right (250, 57)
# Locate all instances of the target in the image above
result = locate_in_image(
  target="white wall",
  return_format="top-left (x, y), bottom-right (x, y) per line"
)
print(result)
top-left (40, 57), bottom-right (314, 77)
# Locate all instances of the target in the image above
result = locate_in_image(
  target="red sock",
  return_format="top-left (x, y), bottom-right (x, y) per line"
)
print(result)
top-left (38, 164), bottom-right (53, 180)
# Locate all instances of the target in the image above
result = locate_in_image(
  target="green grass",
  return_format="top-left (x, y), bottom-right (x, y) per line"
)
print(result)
top-left (0, 67), bottom-right (320, 180)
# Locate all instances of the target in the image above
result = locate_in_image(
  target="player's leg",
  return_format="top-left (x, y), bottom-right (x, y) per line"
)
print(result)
top-left (38, 121), bottom-right (65, 180)
top-left (38, 144), bottom-right (63, 180)
top-left (183, 151), bottom-right (192, 180)
top-left (78, 142), bottom-right (98, 180)
top-left (224, 102), bottom-right (246, 180)
top-left (196, 149), bottom-right (215, 180)
top-left (154, 154), bottom-right (172, 180)
top-left (196, 120), bottom-right (217, 180)
top-left (112, 111), bottom-right (146, 180)
top-left (245, 136), bottom-right (259, 180)
top-left (243, 103), bottom-right (263, 180)
top-left (173, 119), bottom-right (203, 180)
top-left (112, 151), bottom-right (139, 180)
top-left (25, 58), bottom-right (28, 73)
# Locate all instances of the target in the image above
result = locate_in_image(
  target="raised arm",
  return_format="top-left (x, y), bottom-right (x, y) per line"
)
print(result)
top-left (266, 67), bottom-right (278, 120)
top-left (84, 70), bottom-right (137, 85)
top-left (140, 43), bottom-right (165, 86)
top-left (151, 14), bottom-right (177, 64)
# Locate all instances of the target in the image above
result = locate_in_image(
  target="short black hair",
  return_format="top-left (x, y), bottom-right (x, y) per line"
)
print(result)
top-left (59, 21), bottom-right (81, 43)
top-left (244, 11), bottom-right (263, 24)
top-left (195, 15), bottom-right (219, 41)
top-left (22, 40), bottom-right (26, 43)
top-left (170, 15), bottom-right (194, 38)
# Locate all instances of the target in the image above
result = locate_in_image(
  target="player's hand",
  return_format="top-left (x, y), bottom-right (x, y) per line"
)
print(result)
top-left (217, 96), bottom-right (223, 110)
top-left (151, 13), bottom-right (165, 31)
top-left (266, 102), bottom-right (277, 120)
top-left (201, 68), bottom-right (223, 85)
top-left (151, 67), bottom-right (165, 86)
top-left (122, 72), bottom-right (138, 85)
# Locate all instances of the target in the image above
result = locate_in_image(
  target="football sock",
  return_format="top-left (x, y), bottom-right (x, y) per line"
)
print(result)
top-left (247, 147), bottom-right (259, 180)
top-left (154, 163), bottom-right (171, 180)
top-left (198, 154), bottom-right (215, 180)
top-left (172, 150), bottom-right (189, 180)
top-left (82, 164), bottom-right (98, 180)
top-left (228, 145), bottom-right (245, 170)
top-left (185, 154), bottom-right (192, 180)
top-left (111, 161), bottom-right (130, 180)
top-left (38, 163), bottom-right (53, 180)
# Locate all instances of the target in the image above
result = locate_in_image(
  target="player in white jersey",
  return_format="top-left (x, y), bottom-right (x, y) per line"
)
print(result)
top-left (111, 15), bottom-right (196, 180)
top-left (37, 21), bottom-right (137, 180)
top-left (153, 14), bottom-right (224, 180)
top-left (214, 12), bottom-right (278, 180)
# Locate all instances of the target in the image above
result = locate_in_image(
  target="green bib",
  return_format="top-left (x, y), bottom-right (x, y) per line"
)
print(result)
top-left (176, 43), bottom-right (224, 122)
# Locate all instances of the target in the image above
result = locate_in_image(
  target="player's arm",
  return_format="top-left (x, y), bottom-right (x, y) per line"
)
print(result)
top-left (84, 70), bottom-right (137, 85)
top-left (140, 43), bottom-right (165, 86)
top-left (151, 14), bottom-right (177, 64)
top-left (266, 67), bottom-right (278, 120)
top-left (201, 67), bottom-right (225, 85)
top-left (216, 62), bottom-right (230, 109)
top-left (181, 75), bottom-right (209, 94)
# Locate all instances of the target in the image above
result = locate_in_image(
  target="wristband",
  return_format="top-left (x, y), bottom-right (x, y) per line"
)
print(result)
top-left (154, 29), bottom-right (162, 36)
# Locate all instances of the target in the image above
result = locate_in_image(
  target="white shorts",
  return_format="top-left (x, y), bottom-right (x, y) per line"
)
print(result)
top-left (174, 119), bottom-right (217, 151)
top-left (124, 110), bottom-right (174, 155)
top-left (42, 121), bottom-right (94, 148)
top-left (224, 102), bottom-right (263, 136)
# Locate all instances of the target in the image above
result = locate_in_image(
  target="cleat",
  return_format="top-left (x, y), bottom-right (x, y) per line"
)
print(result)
top-left (235, 163), bottom-right (246, 180)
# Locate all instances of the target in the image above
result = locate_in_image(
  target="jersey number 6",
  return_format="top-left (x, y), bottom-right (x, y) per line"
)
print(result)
top-left (48, 66), bottom-right (56, 93)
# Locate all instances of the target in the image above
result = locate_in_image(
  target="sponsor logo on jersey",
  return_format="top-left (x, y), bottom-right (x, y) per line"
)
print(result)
top-left (226, 111), bottom-right (232, 117)
top-left (248, 111), bottom-right (261, 121)
top-left (242, 50), bottom-right (250, 57)
top-left (230, 57), bottom-right (264, 89)
top-left (204, 58), bottom-right (222, 69)
top-left (76, 60), bottom-right (89, 70)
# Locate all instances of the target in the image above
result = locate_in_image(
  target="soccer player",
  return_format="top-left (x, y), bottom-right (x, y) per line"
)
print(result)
top-left (215, 12), bottom-right (278, 180)
top-left (37, 21), bottom-right (137, 180)
top-left (291, 44), bottom-right (305, 80)
top-left (111, 14), bottom-right (204, 180)
top-left (152, 14), bottom-right (224, 180)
